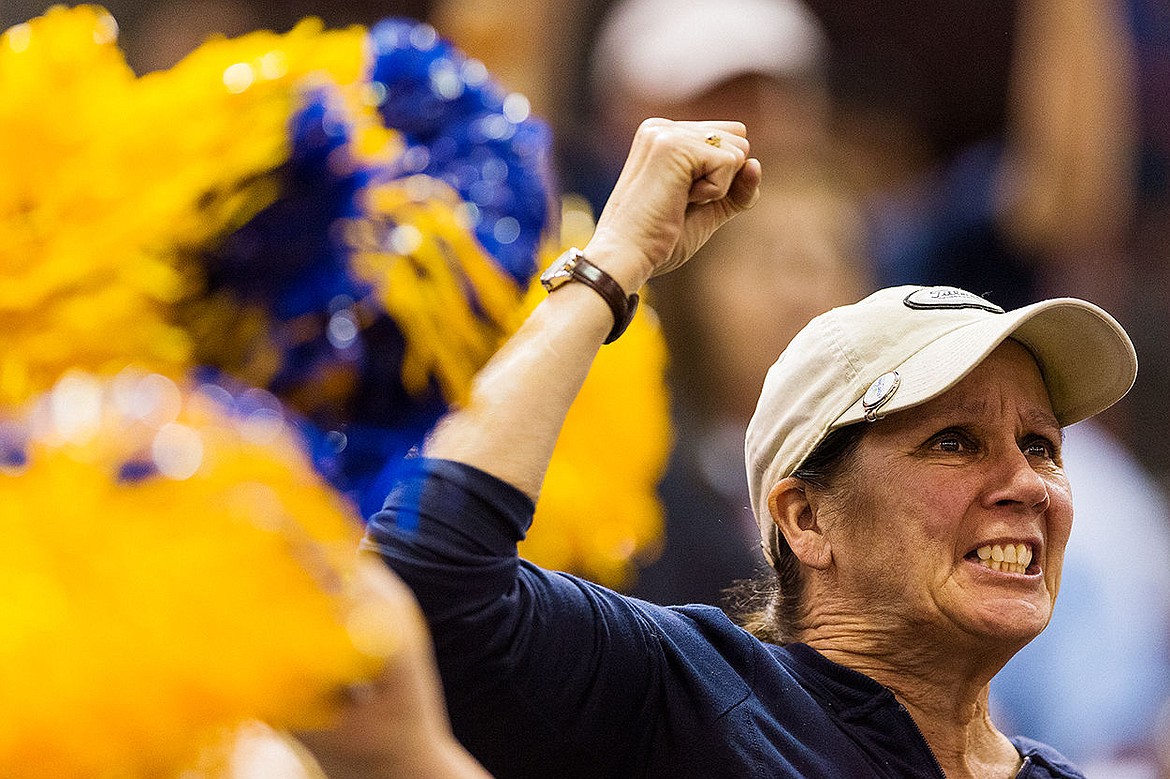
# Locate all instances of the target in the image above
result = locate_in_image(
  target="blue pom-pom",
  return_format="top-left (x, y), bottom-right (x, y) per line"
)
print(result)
top-left (204, 85), bottom-right (375, 317)
top-left (196, 19), bottom-right (558, 512)
top-left (368, 17), bottom-right (552, 283)
top-left (368, 19), bottom-right (505, 138)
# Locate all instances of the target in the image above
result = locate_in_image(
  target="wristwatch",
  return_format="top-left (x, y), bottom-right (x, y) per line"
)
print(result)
top-left (539, 247), bottom-right (640, 344)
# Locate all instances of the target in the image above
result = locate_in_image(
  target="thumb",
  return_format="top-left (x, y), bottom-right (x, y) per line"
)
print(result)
top-left (688, 157), bottom-right (763, 234)
top-left (726, 158), bottom-right (763, 213)
top-left (656, 158), bottom-right (763, 277)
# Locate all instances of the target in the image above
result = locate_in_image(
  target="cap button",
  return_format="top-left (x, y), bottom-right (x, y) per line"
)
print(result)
top-left (863, 371), bottom-right (900, 421)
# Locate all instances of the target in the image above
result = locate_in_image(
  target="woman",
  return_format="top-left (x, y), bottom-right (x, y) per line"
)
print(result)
top-left (364, 119), bottom-right (1138, 778)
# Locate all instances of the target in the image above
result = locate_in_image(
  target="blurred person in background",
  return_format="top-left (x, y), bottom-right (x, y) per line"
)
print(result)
top-left (582, 0), bottom-right (831, 210)
top-left (803, 0), bottom-right (1136, 314)
top-left (1113, 0), bottom-right (1170, 486)
top-left (583, 0), bottom-right (866, 606)
top-left (631, 186), bottom-right (869, 606)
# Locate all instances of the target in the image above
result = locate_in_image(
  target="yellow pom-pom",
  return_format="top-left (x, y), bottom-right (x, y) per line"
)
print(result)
top-left (516, 209), bottom-right (673, 588)
top-left (0, 370), bottom-right (391, 778)
top-left (0, 7), bottom-right (389, 407)
top-left (133, 17), bottom-right (376, 251)
top-left (0, 6), bottom-right (193, 404)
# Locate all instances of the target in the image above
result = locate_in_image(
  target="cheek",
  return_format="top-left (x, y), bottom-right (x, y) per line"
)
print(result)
top-left (913, 478), bottom-right (976, 535)
top-left (863, 464), bottom-right (974, 547)
top-left (833, 469), bottom-right (962, 567)
top-left (1044, 481), bottom-right (1075, 564)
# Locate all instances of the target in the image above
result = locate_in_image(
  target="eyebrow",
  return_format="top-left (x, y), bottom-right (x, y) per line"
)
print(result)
top-left (925, 398), bottom-right (1062, 438)
top-left (1020, 407), bottom-right (1063, 439)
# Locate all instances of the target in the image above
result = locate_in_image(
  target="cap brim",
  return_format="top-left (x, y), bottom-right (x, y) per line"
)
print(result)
top-left (835, 297), bottom-right (1138, 428)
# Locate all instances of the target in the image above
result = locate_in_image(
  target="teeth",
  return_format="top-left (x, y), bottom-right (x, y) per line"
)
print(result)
top-left (974, 543), bottom-right (1033, 575)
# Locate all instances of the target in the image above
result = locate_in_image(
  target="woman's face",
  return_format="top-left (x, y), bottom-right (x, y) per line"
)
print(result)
top-left (823, 339), bottom-right (1072, 651)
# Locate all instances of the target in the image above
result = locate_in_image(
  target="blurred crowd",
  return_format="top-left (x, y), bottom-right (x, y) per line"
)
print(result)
top-left (2, 0), bottom-right (1168, 776)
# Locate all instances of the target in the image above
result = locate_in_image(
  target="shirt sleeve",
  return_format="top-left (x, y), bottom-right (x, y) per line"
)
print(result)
top-left (361, 456), bottom-right (669, 777)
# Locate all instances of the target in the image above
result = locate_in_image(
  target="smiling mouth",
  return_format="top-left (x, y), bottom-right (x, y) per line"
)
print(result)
top-left (966, 543), bottom-right (1035, 575)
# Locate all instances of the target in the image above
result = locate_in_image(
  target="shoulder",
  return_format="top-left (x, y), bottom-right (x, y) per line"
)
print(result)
top-left (603, 599), bottom-right (762, 665)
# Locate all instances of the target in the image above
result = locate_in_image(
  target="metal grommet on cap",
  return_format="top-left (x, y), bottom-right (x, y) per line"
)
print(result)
top-left (862, 371), bottom-right (900, 421)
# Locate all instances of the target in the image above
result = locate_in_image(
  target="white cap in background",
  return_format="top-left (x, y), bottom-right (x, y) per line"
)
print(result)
top-left (591, 0), bottom-right (827, 103)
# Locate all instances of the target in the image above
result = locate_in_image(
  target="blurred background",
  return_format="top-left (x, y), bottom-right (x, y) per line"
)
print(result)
top-left (2, 0), bottom-right (1168, 776)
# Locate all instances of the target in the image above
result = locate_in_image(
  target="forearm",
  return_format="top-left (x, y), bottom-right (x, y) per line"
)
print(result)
top-left (424, 119), bottom-right (759, 501)
top-left (423, 245), bottom-right (645, 502)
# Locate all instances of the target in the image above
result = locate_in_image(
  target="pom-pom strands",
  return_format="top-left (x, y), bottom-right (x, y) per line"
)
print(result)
top-left (0, 7), bottom-right (373, 407)
top-left (0, 371), bottom-right (387, 778)
top-left (348, 176), bottom-right (521, 405)
top-left (0, 6), bottom-right (191, 404)
top-left (0, 4), bottom-right (546, 512)
top-left (369, 17), bottom-right (552, 284)
top-left (131, 17), bottom-right (372, 255)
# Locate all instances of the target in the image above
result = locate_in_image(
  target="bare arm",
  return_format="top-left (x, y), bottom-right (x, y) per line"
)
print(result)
top-left (294, 557), bottom-right (493, 779)
top-left (424, 119), bottom-right (762, 500)
top-left (997, 0), bottom-right (1137, 256)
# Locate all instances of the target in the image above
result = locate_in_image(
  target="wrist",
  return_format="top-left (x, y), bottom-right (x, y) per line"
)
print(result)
top-left (577, 239), bottom-right (653, 294)
top-left (539, 247), bottom-right (641, 344)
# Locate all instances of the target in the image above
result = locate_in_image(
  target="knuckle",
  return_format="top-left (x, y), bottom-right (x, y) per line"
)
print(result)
top-left (635, 118), bottom-right (680, 149)
top-left (638, 117), bottom-right (670, 133)
top-left (640, 126), bottom-right (678, 154)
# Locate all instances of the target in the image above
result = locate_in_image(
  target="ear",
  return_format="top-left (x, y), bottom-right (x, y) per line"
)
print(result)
top-left (767, 476), bottom-right (833, 570)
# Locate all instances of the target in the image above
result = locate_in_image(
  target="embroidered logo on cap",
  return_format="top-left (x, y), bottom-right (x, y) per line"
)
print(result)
top-left (903, 287), bottom-right (1004, 313)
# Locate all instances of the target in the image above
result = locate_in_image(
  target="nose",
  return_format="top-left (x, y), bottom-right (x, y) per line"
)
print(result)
top-left (983, 447), bottom-right (1051, 514)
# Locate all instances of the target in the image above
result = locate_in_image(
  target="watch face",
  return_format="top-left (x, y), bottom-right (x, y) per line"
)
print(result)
top-left (540, 250), bottom-right (579, 290)
top-left (539, 260), bottom-right (565, 284)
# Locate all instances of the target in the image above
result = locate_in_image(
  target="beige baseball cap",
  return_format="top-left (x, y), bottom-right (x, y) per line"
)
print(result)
top-left (745, 285), bottom-right (1138, 566)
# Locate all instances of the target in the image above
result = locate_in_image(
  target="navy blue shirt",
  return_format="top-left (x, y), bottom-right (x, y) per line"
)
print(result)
top-left (365, 457), bottom-right (1084, 779)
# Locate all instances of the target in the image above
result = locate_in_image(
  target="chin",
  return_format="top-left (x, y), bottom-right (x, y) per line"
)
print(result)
top-left (962, 599), bottom-right (1052, 652)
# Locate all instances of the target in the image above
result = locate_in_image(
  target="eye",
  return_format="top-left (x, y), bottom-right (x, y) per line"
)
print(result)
top-left (1022, 435), bottom-right (1059, 462)
top-left (928, 428), bottom-right (977, 454)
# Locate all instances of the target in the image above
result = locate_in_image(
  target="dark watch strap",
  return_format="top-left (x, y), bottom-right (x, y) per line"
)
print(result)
top-left (567, 254), bottom-right (640, 343)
